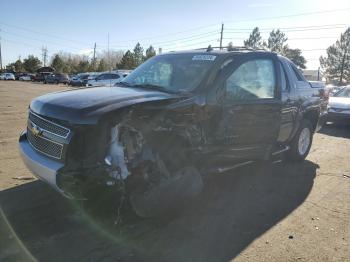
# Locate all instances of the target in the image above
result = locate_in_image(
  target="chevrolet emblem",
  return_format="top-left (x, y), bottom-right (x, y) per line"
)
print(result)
top-left (29, 123), bottom-right (43, 137)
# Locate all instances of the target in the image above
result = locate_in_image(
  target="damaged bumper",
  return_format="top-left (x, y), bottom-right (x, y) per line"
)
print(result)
top-left (19, 131), bottom-right (73, 198)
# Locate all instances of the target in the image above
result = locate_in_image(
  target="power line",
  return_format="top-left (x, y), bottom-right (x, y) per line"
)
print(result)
top-left (107, 30), bottom-right (219, 47)
top-left (225, 26), bottom-right (348, 34)
top-left (0, 21), bottom-right (90, 47)
top-left (162, 39), bottom-right (218, 52)
top-left (1, 8), bottom-right (348, 49)
top-left (225, 23), bottom-right (348, 31)
top-left (0, 29), bottom-right (85, 50)
top-left (223, 8), bottom-right (350, 24)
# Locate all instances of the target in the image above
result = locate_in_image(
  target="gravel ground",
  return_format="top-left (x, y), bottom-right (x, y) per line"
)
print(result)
top-left (0, 81), bottom-right (349, 262)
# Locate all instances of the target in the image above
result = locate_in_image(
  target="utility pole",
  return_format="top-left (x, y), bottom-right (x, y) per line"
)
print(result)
top-left (0, 28), bottom-right (2, 70)
top-left (42, 46), bottom-right (48, 67)
top-left (219, 23), bottom-right (224, 50)
top-left (93, 42), bottom-right (96, 69)
top-left (107, 33), bottom-right (111, 72)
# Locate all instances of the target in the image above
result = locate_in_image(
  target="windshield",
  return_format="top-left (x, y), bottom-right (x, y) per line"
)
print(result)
top-left (334, 87), bottom-right (350, 98)
top-left (120, 53), bottom-right (216, 93)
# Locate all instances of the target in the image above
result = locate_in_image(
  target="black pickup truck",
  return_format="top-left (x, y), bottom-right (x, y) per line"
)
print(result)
top-left (19, 49), bottom-right (327, 217)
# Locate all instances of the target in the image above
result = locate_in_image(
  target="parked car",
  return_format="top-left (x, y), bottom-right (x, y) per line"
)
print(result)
top-left (0, 73), bottom-right (15, 80)
top-left (19, 49), bottom-right (327, 217)
top-left (44, 73), bottom-right (69, 84)
top-left (33, 72), bottom-right (51, 82)
top-left (327, 86), bottom-right (350, 123)
top-left (19, 74), bottom-right (33, 81)
top-left (69, 73), bottom-right (90, 86)
top-left (86, 72), bottom-right (128, 87)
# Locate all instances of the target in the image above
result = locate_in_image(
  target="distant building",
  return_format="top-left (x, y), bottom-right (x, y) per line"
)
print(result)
top-left (303, 69), bottom-right (323, 81)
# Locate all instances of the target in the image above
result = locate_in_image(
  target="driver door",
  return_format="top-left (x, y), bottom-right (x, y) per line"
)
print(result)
top-left (214, 54), bottom-right (282, 160)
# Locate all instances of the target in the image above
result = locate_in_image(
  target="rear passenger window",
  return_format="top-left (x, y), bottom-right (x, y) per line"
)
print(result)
top-left (225, 59), bottom-right (275, 101)
top-left (290, 64), bottom-right (306, 81)
top-left (280, 63), bottom-right (288, 92)
top-left (111, 74), bottom-right (120, 79)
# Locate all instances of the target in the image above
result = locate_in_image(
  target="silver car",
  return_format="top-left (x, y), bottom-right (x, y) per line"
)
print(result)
top-left (86, 72), bottom-right (129, 87)
top-left (327, 86), bottom-right (350, 123)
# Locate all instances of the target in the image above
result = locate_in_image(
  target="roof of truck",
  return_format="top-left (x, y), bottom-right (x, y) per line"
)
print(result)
top-left (161, 46), bottom-right (273, 56)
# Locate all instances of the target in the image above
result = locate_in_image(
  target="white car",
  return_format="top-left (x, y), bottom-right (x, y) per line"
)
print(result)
top-left (327, 86), bottom-right (350, 123)
top-left (19, 75), bottom-right (32, 81)
top-left (0, 73), bottom-right (15, 80)
top-left (87, 72), bottom-right (129, 87)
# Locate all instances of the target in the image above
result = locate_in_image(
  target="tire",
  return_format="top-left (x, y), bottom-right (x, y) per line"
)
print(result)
top-left (287, 120), bottom-right (313, 161)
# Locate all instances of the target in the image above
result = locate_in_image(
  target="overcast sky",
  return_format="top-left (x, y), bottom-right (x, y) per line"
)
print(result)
top-left (1, 0), bottom-right (349, 69)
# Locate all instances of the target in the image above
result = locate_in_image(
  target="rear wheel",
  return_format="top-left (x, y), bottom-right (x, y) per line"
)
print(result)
top-left (287, 120), bottom-right (313, 161)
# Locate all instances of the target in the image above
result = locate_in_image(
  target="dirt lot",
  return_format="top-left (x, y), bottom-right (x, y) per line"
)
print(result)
top-left (0, 81), bottom-right (349, 262)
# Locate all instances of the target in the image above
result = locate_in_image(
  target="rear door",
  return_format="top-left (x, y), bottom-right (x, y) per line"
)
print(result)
top-left (213, 53), bottom-right (282, 159)
top-left (276, 59), bottom-right (297, 142)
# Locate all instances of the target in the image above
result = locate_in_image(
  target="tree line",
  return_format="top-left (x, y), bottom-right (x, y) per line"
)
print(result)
top-left (3, 27), bottom-right (350, 84)
top-left (5, 43), bottom-right (156, 74)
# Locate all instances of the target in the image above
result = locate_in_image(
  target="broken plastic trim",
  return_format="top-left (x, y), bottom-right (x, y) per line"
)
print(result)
top-left (108, 124), bottom-right (130, 180)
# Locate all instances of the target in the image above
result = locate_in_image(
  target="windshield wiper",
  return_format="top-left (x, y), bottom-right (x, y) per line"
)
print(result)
top-left (132, 84), bottom-right (176, 94)
top-left (115, 81), bottom-right (133, 87)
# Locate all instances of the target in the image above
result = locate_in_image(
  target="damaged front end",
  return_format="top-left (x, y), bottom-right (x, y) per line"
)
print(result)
top-left (58, 112), bottom-right (203, 217)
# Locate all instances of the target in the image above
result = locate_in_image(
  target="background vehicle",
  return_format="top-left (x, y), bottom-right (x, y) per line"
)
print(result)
top-left (19, 49), bottom-right (327, 217)
top-left (327, 86), bottom-right (350, 123)
top-left (69, 73), bottom-right (90, 86)
top-left (19, 74), bottom-right (33, 81)
top-left (33, 72), bottom-right (51, 82)
top-left (86, 72), bottom-right (128, 87)
top-left (44, 73), bottom-right (70, 84)
top-left (1, 73), bottom-right (16, 80)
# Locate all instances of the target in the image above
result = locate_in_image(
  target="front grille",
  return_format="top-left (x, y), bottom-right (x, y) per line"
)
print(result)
top-left (27, 129), bottom-right (63, 159)
top-left (29, 112), bottom-right (70, 138)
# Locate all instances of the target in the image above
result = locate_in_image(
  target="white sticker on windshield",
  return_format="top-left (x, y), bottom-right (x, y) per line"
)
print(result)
top-left (192, 55), bottom-right (217, 61)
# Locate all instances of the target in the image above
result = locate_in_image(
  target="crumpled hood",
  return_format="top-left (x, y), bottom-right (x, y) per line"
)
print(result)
top-left (30, 86), bottom-right (179, 124)
top-left (329, 97), bottom-right (350, 109)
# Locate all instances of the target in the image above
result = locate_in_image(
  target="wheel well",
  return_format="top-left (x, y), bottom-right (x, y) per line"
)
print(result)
top-left (303, 110), bottom-right (319, 132)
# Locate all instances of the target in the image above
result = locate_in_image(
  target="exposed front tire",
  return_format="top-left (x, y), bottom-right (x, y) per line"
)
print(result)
top-left (287, 120), bottom-right (313, 161)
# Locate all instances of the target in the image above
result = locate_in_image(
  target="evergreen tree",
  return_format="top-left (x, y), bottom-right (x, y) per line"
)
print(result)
top-left (117, 50), bottom-right (135, 69)
top-left (282, 47), bottom-right (306, 69)
top-left (133, 42), bottom-right (144, 66)
top-left (145, 45), bottom-right (156, 60)
top-left (23, 55), bottom-right (42, 73)
top-left (97, 59), bottom-right (108, 71)
top-left (51, 54), bottom-right (65, 72)
top-left (76, 60), bottom-right (90, 72)
top-left (244, 27), bottom-right (263, 49)
top-left (7, 59), bottom-right (24, 72)
top-left (263, 29), bottom-right (306, 68)
top-left (320, 27), bottom-right (350, 84)
top-left (266, 29), bottom-right (288, 52)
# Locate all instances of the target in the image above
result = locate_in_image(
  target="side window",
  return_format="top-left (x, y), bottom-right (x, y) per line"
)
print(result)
top-left (279, 62), bottom-right (289, 92)
top-left (290, 63), bottom-right (306, 82)
top-left (96, 74), bottom-right (104, 80)
top-left (225, 59), bottom-right (275, 101)
top-left (111, 74), bottom-right (120, 79)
